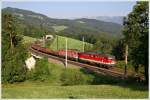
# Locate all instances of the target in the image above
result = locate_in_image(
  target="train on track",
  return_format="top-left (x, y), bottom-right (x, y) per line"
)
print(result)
top-left (31, 44), bottom-right (116, 68)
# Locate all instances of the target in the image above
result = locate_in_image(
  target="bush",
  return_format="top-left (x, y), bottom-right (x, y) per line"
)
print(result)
top-left (116, 61), bottom-right (126, 68)
top-left (26, 58), bottom-right (50, 81)
top-left (60, 68), bottom-right (93, 85)
top-left (116, 61), bottom-right (134, 70)
top-left (92, 74), bottom-right (121, 85)
top-left (2, 45), bottom-right (28, 83)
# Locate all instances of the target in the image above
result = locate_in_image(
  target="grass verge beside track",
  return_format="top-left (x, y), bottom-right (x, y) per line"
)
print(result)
top-left (2, 82), bottom-right (148, 99)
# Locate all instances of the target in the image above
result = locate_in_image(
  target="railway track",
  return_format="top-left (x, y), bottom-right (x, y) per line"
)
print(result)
top-left (29, 46), bottom-right (127, 78)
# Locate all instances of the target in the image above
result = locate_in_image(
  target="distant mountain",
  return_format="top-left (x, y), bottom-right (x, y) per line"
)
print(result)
top-left (2, 7), bottom-right (123, 40)
top-left (88, 16), bottom-right (124, 25)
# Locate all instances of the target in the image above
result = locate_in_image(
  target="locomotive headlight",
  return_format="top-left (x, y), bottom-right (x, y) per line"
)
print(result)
top-left (111, 61), bottom-right (116, 64)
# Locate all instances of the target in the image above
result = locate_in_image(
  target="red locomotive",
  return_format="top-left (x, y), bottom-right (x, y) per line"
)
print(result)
top-left (78, 51), bottom-right (116, 67)
top-left (31, 44), bottom-right (116, 68)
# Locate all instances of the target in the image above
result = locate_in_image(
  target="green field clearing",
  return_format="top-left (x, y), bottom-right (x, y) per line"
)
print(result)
top-left (2, 62), bottom-right (148, 99)
top-left (52, 25), bottom-right (68, 32)
top-left (23, 35), bottom-right (93, 52)
top-left (23, 36), bottom-right (37, 44)
top-left (50, 35), bottom-right (93, 51)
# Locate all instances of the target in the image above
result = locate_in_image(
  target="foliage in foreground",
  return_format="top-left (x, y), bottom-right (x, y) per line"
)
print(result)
top-left (60, 68), bottom-right (93, 85)
top-left (123, 1), bottom-right (149, 83)
top-left (2, 58), bottom-right (148, 98)
top-left (2, 13), bottom-right (28, 83)
top-left (25, 58), bottom-right (147, 86)
top-left (2, 45), bottom-right (28, 83)
top-left (26, 58), bottom-right (50, 81)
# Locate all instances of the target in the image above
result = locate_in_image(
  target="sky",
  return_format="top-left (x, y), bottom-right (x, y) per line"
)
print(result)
top-left (2, 1), bottom-right (136, 19)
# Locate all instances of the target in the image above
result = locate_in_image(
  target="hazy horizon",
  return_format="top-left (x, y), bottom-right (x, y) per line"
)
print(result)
top-left (2, 1), bottom-right (136, 19)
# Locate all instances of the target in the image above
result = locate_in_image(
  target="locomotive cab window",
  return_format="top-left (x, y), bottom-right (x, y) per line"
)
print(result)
top-left (108, 57), bottom-right (115, 60)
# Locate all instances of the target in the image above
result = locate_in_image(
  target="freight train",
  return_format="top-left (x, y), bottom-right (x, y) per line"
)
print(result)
top-left (31, 44), bottom-right (116, 68)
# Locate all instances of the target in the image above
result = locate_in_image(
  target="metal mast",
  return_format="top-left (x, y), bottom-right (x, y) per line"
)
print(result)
top-left (57, 35), bottom-right (58, 50)
top-left (43, 36), bottom-right (45, 47)
top-left (82, 36), bottom-right (85, 52)
top-left (65, 38), bottom-right (68, 67)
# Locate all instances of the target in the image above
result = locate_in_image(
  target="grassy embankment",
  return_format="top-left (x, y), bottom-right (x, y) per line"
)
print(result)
top-left (22, 35), bottom-right (37, 44)
top-left (49, 35), bottom-right (93, 51)
top-left (2, 61), bottom-right (148, 99)
top-left (23, 35), bottom-right (93, 51)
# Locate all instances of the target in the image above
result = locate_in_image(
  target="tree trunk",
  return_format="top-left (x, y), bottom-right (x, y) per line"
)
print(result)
top-left (144, 64), bottom-right (148, 84)
top-left (10, 32), bottom-right (13, 48)
top-left (124, 44), bottom-right (128, 78)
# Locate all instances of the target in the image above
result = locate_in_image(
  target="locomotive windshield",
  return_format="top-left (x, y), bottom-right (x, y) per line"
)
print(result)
top-left (108, 56), bottom-right (115, 60)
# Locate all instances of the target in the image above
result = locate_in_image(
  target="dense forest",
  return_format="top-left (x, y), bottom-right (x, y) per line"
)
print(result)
top-left (2, 14), bottom-right (28, 83)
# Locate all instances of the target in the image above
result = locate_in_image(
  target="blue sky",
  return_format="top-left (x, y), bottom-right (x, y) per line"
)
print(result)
top-left (2, 1), bottom-right (136, 19)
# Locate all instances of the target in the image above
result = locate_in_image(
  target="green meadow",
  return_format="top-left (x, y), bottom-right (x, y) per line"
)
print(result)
top-left (2, 62), bottom-right (148, 99)
top-left (2, 84), bottom-right (148, 99)
top-left (52, 25), bottom-right (68, 32)
top-left (23, 35), bottom-right (37, 44)
top-left (23, 35), bottom-right (93, 52)
top-left (50, 35), bottom-right (93, 51)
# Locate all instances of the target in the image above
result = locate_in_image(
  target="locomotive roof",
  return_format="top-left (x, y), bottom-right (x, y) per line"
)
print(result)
top-left (82, 51), bottom-right (115, 58)
top-left (59, 49), bottom-right (79, 51)
top-left (81, 51), bottom-right (105, 56)
top-left (84, 51), bottom-right (103, 55)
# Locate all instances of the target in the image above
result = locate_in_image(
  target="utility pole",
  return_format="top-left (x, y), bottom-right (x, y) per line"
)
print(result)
top-left (57, 35), bottom-right (58, 50)
top-left (65, 38), bottom-right (68, 67)
top-left (82, 36), bottom-right (85, 52)
top-left (43, 36), bottom-right (45, 47)
top-left (124, 44), bottom-right (128, 78)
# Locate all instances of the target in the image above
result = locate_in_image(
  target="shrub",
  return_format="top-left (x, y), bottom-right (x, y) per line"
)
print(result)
top-left (60, 68), bottom-right (93, 85)
top-left (116, 61), bottom-right (136, 73)
top-left (26, 58), bottom-right (50, 81)
top-left (2, 45), bottom-right (28, 83)
top-left (92, 74), bottom-right (121, 85)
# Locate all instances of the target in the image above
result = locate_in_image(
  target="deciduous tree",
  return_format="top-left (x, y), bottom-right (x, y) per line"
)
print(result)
top-left (123, 1), bottom-right (148, 83)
